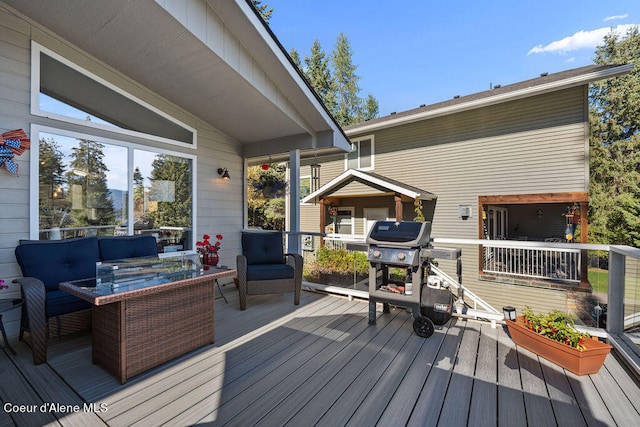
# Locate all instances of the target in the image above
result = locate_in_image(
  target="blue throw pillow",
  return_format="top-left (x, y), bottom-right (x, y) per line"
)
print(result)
top-left (15, 237), bottom-right (100, 292)
top-left (98, 235), bottom-right (158, 261)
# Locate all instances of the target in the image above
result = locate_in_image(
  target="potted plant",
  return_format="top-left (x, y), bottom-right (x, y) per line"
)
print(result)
top-left (505, 306), bottom-right (611, 375)
top-left (196, 233), bottom-right (223, 267)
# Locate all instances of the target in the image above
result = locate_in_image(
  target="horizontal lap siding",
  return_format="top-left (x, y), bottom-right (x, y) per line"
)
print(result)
top-left (376, 89), bottom-right (586, 312)
top-left (0, 6), bottom-right (31, 296)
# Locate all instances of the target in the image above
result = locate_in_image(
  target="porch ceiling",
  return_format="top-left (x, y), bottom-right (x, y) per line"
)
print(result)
top-left (4, 0), bottom-right (350, 157)
top-left (302, 169), bottom-right (437, 204)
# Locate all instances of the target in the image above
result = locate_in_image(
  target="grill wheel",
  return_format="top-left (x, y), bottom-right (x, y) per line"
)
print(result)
top-left (413, 316), bottom-right (435, 338)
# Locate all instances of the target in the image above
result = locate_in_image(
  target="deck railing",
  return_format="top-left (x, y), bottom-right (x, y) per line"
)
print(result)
top-left (295, 232), bottom-right (640, 375)
top-left (482, 244), bottom-right (581, 282)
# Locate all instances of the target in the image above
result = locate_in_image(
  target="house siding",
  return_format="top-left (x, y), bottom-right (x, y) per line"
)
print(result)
top-left (0, 6), bottom-right (243, 338)
top-left (302, 86), bottom-right (589, 313)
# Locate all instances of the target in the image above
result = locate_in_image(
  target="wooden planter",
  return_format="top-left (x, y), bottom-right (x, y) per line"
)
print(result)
top-left (506, 316), bottom-right (612, 375)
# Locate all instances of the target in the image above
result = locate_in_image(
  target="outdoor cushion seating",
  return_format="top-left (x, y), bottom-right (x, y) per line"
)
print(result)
top-left (14, 234), bottom-right (158, 364)
top-left (236, 231), bottom-right (303, 310)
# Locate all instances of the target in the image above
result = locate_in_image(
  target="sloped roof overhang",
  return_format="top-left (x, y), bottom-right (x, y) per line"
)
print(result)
top-left (3, 0), bottom-right (350, 158)
top-left (302, 169), bottom-right (437, 204)
top-left (344, 64), bottom-right (634, 136)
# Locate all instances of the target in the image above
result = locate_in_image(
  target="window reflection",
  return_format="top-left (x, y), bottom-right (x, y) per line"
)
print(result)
top-left (39, 132), bottom-right (127, 239)
top-left (38, 133), bottom-right (193, 253)
top-left (132, 149), bottom-right (193, 253)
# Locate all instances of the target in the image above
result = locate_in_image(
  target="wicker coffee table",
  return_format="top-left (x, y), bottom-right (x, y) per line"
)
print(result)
top-left (60, 265), bottom-right (235, 384)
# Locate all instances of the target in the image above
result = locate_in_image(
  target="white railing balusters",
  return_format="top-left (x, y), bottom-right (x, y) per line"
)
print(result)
top-left (483, 245), bottom-right (581, 283)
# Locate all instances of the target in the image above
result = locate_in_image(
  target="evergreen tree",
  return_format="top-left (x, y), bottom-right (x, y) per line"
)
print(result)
top-left (363, 93), bottom-right (380, 121)
top-left (66, 139), bottom-right (114, 228)
top-left (331, 33), bottom-right (363, 126)
top-left (147, 155), bottom-right (192, 227)
top-left (305, 39), bottom-right (336, 112)
top-left (133, 166), bottom-right (145, 221)
top-left (589, 26), bottom-right (640, 245)
top-left (252, 0), bottom-right (273, 23)
top-left (289, 47), bottom-right (302, 69)
top-left (38, 137), bottom-right (70, 230)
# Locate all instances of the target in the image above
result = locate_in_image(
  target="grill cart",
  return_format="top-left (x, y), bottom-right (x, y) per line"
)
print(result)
top-left (366, 221), bottom-right (461, 337)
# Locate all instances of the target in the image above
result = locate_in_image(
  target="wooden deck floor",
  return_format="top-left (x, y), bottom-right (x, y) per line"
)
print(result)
top-left (2, 288), bottom-right (640, 426)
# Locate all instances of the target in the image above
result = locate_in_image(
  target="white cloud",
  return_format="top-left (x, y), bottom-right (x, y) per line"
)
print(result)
top-left (528, 24), bottom-right (638, 55)
top-left (605, 14), bottom-right (628, 22)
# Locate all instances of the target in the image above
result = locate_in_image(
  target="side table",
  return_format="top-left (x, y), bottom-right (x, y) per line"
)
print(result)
top-left (0, 298), bottom-right (23, 355)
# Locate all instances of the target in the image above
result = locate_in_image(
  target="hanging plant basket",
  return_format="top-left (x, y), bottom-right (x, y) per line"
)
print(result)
top-left (506, 316), bottom-right (611, 375)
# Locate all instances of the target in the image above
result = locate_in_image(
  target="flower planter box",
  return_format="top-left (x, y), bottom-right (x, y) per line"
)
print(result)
top-left (506, 316), bottom-right (612, 375)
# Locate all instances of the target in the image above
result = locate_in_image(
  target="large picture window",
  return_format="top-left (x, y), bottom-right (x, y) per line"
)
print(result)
top-left (34, 127), bottom-right (195, 253)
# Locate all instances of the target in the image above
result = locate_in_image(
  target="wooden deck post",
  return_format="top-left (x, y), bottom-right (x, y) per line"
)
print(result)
top-left (319, 198), bottom-right (326, 248)
top-left (395, 195), bottom-right (403, 221)
top-left (579, 201), bottom-right (590, 288)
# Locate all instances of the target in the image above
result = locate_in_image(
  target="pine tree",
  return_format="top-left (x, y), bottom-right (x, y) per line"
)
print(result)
top-left (305, 39), bottom-right (336, 112)
top-left (66, 139), bottom-right (114, 228)
top-left (289, 47), bottom-right (302, 69)
top-left (38, 137), bottom-right (69, 230)
top-left (147, 155), bottom-right (192, 228)
top-left (251, 1), bottom-right (273, 23)
top-left (589, 26), bottom-right (640, 245)
top-left (331, 33), bottom-right (362, 126)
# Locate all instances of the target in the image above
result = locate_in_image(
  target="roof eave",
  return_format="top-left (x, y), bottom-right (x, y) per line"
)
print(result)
top-left (345, 64), bottom-right (634, 136)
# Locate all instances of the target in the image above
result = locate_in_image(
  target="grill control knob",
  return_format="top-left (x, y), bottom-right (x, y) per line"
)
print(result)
top-left (373, 250), bottom-right (381, 258)
top-left (397, 252), bottom-right (406, 261)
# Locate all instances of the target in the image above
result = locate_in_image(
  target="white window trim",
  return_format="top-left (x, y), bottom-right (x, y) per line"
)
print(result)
top-left (329, 206), bottom-right (355, 237)
top-left (30, 124), bottom-right (198, 246)
top-left (344, 135), bottom-right (375, 171)
top-left (31, 41), bottom-right (198, 148)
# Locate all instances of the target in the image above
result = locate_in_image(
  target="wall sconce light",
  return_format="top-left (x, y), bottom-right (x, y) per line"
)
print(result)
top-left (536, 209), bottom-right (543, 219)
top-left (503, 306), bottom-right (517, 321)
top-left (217, 168), bottom-right (230, 180)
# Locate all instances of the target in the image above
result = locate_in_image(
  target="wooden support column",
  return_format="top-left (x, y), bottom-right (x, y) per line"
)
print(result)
top-left (478, 201), bottom-right (485, 276)
top-left (395, 195), bottom-right (403, 221)
top-left (319, 198), bottom-right (326, 248)
top-left (579, 201), bottom-right (590, 288)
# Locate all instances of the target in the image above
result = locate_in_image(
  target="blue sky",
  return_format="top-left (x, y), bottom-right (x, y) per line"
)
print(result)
top-left (266, 0), bottom-right (640, 116)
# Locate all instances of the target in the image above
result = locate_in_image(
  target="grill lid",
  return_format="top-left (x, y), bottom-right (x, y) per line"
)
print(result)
top-left (366, 221), bottom-right (432, 247)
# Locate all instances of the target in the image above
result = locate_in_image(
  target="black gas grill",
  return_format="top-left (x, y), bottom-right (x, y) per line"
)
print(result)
top-left (366, 221), bottom-right (461, 337)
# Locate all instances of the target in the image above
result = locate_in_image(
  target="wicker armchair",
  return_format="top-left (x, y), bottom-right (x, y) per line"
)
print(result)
top-left (236, 231), bottom-right (303, 310)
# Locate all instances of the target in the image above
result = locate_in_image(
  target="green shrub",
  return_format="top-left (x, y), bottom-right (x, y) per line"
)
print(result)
top-left (303, 247), bottom-right (369, 279)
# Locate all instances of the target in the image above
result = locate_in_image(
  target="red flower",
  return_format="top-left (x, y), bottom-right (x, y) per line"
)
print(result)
top-left (197, 233), bottom-right (223, 254)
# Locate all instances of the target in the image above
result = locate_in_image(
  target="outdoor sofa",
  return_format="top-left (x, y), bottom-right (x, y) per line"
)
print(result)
top-left (14, 235), bottom-right (158, 364)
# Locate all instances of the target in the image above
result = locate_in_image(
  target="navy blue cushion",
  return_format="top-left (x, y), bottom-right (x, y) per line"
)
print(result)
top-left (45, 290), bottom-right (92, 318)
top-left (98, 235), bottom-right (158, 261)
top-left (242, 232), bottom-right (284, 265)
top-left (247, 264), bottom-right (294, 281)
top-left (15, 237), bottom-right (100, 292)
